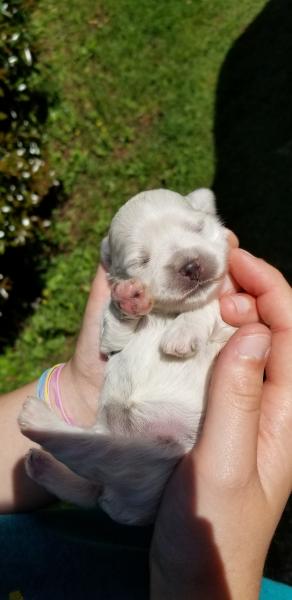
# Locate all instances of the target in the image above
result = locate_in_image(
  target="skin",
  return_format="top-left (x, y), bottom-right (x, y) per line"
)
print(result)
top-left (1, 232), bottom-right (292, 599)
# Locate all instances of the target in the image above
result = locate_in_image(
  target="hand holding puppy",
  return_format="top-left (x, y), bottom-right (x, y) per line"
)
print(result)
top-left (151, 249), bottom-right (292, 600)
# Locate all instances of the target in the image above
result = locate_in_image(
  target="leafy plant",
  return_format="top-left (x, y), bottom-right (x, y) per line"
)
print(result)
top-left (0, 0), bottom-right (58, 306)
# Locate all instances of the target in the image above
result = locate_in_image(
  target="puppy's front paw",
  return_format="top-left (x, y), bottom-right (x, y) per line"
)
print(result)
top-left (160, 328), bottom-right (200, 358)
top-left (112, 279), bottom-right (153, 317)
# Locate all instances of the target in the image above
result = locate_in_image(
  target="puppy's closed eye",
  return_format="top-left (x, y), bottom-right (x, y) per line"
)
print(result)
top-left (127, 253), bottom-right (150, 269)
top-left (140, 253), bottom-right (150, 266)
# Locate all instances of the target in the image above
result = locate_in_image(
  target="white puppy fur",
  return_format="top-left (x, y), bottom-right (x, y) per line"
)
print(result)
top-left (19, 188), bottom-right (235, 525)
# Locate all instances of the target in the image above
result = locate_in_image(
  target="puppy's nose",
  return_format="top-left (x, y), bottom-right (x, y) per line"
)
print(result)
top-left (179, 260), bottom-right (201, 281)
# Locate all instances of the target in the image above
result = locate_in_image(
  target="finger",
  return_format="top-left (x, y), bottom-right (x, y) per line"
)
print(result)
top-left (226, 229), bottom-right (239, 249)
top-left (84, 265), bottom-right (110, 319)
top-left (258, 380), bottom-right (292, 504)
top-left (219, 273), bottom-right (240, 296)
top-left (219, 233), bottom-right (240, 297)
top-left (75, 265), bottom-right (110, 360)
top-left (229, 250), bottom-right (292, 387)
top-left (220, 293), bottom-right (259, 327)
top-left (196, 323), bottom-right (271, 484)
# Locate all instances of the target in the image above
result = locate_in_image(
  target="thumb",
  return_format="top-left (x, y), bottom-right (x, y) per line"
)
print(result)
top-left (75, 265), bottom-right (110, 355)
top-left (197, 323), bottom-right (271, 484)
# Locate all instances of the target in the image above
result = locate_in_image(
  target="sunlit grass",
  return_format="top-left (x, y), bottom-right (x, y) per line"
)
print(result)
top-left (0, 0), bottom-right (266, 390)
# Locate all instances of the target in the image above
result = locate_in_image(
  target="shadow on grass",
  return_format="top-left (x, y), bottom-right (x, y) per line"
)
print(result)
top-left (213, 0), bottom-right (292, 284)
top-left (0, 184), bottom-right (65, 353)
top-left (213, 0), bottom-right (292, 585)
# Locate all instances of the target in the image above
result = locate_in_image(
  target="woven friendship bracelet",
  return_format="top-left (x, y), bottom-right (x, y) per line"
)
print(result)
top-left (36, 363), bottom-right (74, 425)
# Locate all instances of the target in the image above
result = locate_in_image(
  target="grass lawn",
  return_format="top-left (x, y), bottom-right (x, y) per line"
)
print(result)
top-left (0, 0), bottom-right (266, 389)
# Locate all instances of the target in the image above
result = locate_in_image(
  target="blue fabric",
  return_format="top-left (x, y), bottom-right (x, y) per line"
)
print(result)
top-left (1, 507), bottom-right (292, 599)
top-left (261, 578), bottom-right (292, 600)
top-left (0, 508), bottom-right (152, 599)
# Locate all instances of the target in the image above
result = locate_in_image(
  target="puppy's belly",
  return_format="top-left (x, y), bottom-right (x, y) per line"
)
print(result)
top-left (99, 317), bottom-right (218, 448)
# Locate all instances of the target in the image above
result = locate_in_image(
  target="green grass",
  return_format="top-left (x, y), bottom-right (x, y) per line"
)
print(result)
top-left (0, 0), bottom-right (266, 390)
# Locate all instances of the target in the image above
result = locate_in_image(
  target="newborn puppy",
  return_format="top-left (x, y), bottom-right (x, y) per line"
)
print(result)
top-left (18, 188), bottom-right (235, 525)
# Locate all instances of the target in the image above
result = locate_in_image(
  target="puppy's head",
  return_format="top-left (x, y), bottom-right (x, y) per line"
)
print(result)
top-left (101, 188), bottom-right (228, 312)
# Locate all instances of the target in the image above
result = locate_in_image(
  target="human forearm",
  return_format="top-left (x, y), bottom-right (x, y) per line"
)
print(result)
top-left (0, 381), bottom-right (54, 512)
top-left (150, 476), bottom-right (266, 600)
top-left (0, 359), bottom-right (100, 513)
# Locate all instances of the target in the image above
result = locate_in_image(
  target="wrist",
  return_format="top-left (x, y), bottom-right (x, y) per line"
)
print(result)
top-left (150, 555), bottom-right (263, 600)
top-left (59, 360), bottom-right (98, 427)
top-left (150, 523), bottom-right (265, 600)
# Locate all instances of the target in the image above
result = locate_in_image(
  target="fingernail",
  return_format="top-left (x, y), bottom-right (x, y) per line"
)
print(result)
top-left (236, 334), bottom-right (271, 360)
top-left (225, 229), bottom-right (239, 247)
top-left (230, 294), bottom-right (251, 314)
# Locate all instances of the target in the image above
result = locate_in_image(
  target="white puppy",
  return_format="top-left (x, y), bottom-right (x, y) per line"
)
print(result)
top-left (19, 188), bottom-right (235, 525)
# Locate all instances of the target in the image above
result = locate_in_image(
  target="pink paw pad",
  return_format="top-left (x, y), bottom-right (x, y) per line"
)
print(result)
top-left (111, 279), bottom-right (153, 316)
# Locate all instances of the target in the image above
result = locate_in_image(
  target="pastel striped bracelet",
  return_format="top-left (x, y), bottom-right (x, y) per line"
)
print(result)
top-left (36, 363), bottom-right (74, 425)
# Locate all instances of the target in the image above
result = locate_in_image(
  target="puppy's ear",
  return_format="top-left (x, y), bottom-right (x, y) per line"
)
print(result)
top-left (186, 188), bottom-right (216, 215)
top-left (100, 235), bottom-right (111, 270)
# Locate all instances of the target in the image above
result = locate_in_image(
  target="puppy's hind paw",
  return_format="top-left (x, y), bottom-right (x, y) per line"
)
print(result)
top-left (25, 448), bottom-right (53, 483)
top-left (18, 396), bottom-right (46, 432)
top-left (18, 395), bottom-right (62, 444)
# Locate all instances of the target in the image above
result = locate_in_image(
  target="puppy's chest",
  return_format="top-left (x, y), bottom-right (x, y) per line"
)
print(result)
top-left (119, 308), bottom-right (221, 370)
top-left (137, 306), bottom-right (219, 348)
top-left (102, 308), bottom-right (222, 428)
top-left (137, 312), bottom-right (176, 336)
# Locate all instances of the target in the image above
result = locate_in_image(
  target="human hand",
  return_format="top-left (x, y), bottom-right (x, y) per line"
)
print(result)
top-left (0, 265), bottom-right (111, 512)
top-left (150, 249), bottom-right (292, 600)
